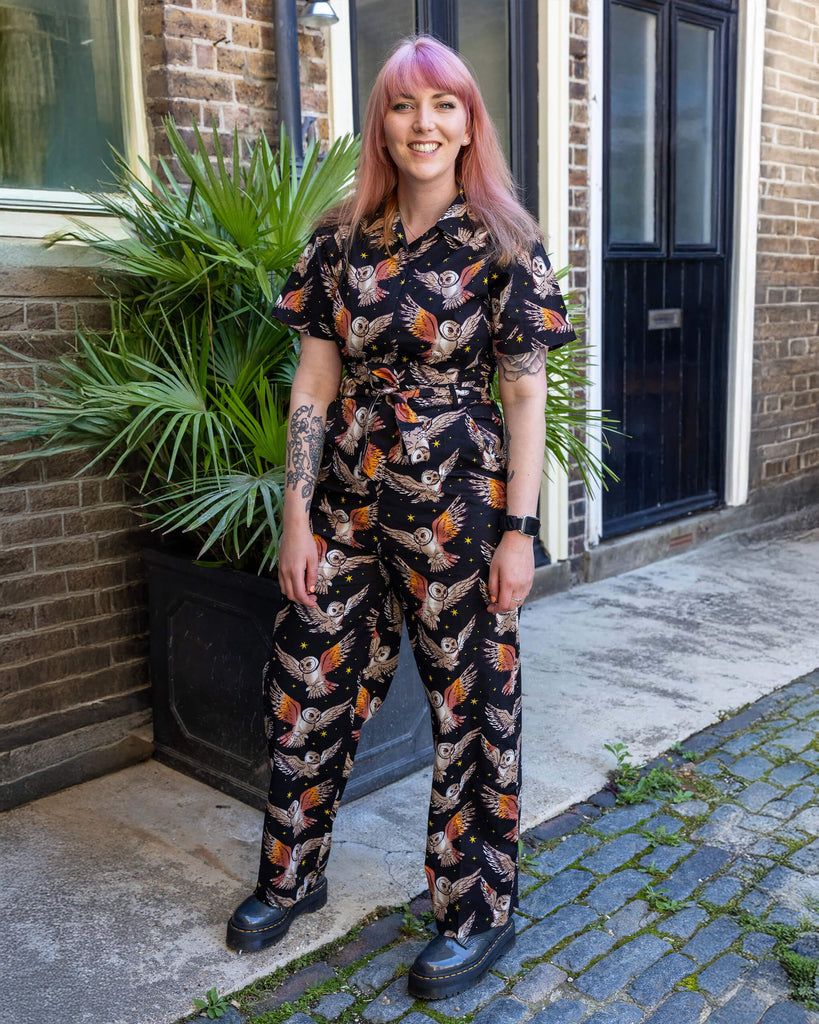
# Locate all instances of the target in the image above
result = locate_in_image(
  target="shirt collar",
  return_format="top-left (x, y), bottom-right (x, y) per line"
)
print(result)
top-left (390, 188), bottom-right (483, 249)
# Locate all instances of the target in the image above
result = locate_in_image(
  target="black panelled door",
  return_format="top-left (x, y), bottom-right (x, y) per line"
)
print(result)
top-left (602, 0), bottom-right (737, 538)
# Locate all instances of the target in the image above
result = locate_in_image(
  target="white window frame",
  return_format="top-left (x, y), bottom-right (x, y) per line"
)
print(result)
top-left (0, 0), bottom-right (148, 240)
top-left (538, 0), bottom-right (572, 563)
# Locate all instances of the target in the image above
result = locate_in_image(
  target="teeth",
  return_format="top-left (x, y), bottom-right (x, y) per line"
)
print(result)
top-left (409, 142), bottom-right (440, 152)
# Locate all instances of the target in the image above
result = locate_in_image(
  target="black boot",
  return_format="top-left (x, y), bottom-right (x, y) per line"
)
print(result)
top-left (407, 919), bottom-right (515, 1000)
top-left (225, 876), bottom-right (328, 952)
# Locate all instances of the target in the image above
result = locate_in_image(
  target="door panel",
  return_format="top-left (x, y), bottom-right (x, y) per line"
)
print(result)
top-left (602, 0), bottom-right (735, 538)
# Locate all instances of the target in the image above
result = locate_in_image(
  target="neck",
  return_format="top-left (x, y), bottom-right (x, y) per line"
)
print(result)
top-left (396, 179), bottom-right (457, 235)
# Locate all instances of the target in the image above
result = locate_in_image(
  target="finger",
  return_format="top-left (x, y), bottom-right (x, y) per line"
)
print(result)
top-left (487, 560), bottom-right (500, 609)
top-left (304, 550), bottom-right (319, 604)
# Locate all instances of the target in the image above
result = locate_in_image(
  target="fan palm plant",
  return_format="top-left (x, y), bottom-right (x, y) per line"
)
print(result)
top-left (1, 118), bottom-right (359, 570)
top-left (0, 117), bottom-right (612, 572)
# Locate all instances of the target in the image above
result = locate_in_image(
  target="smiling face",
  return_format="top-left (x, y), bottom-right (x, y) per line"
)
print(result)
top-left (382, 86), bottom-right (470, 194)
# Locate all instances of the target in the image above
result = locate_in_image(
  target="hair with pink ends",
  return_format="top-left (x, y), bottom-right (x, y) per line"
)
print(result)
top-left (333, 35), bottom-right (542, 264)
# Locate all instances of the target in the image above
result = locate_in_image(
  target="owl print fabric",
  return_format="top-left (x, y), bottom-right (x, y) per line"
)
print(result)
top-left (259, 192), bottom-right (576, 939)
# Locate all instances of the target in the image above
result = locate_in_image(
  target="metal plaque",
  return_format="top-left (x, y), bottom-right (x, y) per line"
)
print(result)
top-left (648, 308), bottom-right (682, 330)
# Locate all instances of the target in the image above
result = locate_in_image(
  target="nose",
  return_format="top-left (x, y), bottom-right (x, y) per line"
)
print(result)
top-left (413, 103), bottom-right (434, 132)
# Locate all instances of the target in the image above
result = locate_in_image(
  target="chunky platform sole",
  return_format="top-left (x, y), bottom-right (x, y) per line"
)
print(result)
top-left (225, 877), bottom-right (328, 953)
top-left (407, 920), bottom-right (516, 1000)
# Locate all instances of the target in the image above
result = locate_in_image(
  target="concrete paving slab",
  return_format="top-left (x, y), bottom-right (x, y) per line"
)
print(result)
top-left (2, 525), bottom-right (819, 1024)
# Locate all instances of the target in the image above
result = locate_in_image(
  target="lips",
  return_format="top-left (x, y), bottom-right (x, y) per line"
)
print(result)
top-left (408, 142), bottom-right (441, 153)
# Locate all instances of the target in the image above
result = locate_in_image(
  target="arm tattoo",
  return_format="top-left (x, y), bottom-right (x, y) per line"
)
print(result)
top-left (286, 403), bottom-right (325, 512)
top-left (497, 348), bottom-right (545, 382)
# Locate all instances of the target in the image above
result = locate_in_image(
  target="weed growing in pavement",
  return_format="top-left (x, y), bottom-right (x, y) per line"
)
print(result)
top-left (677, 974), bottom-right (700, 991)
top-left (604, 742), bottom-right (694, 805)
top-left (670, 741), bottom-right (700, 763)
top-left (400, 903), bottom-right (434, 938)
top-left (644, 859), bottom-right (666, 878)
top-left (519, 837), bottom-right (539, 873)
top-left (642, 825), bottom-right (683, 846)
top-left (780, 950), bottom-right (819, 1008)
top-left (193, 987), bottom-right (230, 1019)
top-left (641, 884), bottom-right (689, 914)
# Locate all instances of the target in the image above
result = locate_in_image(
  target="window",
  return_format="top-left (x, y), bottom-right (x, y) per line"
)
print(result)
top-left (349, 0), bottom-right (538, 213)
top-left (0, 0), bottom-right (144, 213)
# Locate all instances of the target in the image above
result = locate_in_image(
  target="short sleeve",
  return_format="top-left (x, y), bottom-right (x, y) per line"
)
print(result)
top-left (490, 241), bottom-right (577, 356)
top-left (272, 229), bottom-right (341, 341)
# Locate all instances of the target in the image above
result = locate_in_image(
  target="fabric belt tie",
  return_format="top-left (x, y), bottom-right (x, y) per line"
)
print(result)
top-left (343, 374), bottom-right (491, 477)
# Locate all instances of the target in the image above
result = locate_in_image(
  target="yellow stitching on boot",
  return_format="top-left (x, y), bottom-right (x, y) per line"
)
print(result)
top-left (230, 879), bottom-right (326, 935)
top-left (409, 922), bottom-right (514, 982)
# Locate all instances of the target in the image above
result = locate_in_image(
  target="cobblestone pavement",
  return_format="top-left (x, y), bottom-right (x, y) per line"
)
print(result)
top-left (189, 672), bottom-right (819, 1024)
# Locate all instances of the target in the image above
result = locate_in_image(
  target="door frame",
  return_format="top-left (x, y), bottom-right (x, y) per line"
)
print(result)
top-left (586, 0), bottom-right (765, 547)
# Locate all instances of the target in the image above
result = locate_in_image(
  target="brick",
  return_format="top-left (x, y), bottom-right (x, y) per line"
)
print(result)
top-left (759, 1005), bottom-right (814, 1024)
top-left (248, 962), bottom-right (335, 1015)
top-left (627, 952), bottom-right (696, 1008)
top-left (164, 8), bottom-right (229, 42)
top-left (519, 868), bottom-right (594, 918)
top-left (472, 998), bottom-right (528, 1024)
top-left (530, 1001), bottom-right (585, 1024)
top-left (312, 992), bottom-right (354, 1019)
top-left (681, 919), bottom-right (743, 962)
top-left (573, 934), bottom-right (672, 1001)
top-left (553, 929), bottom-right (615, 973)
top-left (580, 834), bottom-right (650, 874)
top-left (657, 907), bottom-right (707, 939)
top-left (662, 846), bottom-right (732, 901)
top-left (0, 570), bottom-right (67, 606)
top-left (698, 952), bottom-right (750, 998)
top-left (426, 971), bottom-right (505, 1019)
top-left (604, 900), bottom-right (658, 941)
top-left (510, 962), bottom-right (566, 1004)
top-left (34, 592), bottom-right (98, 628)
top-left (585, 869), bottom-right (651, 915)
top-left (700, 876), bottom-right (743, 906)
top-left (533, 834), bottom-right (598, 875)
top-left (735, 780), bottom-right (781, 811)
top-left (592, 803), bottom-right (660, 835)
top-left (708, 987), bottom-right (774, 1024)
top-left (643, 991), bottom-right (707, 1024)
top-left (494, 905), bottom-right (598, 977)
top-left (583, 1006), bottom-right (643, 1024)
top-left (349, 941), bottom-right (425, 995)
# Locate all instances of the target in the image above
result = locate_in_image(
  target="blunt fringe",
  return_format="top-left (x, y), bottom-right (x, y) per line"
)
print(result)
top-left (331, 35), bottom-right (543, 264)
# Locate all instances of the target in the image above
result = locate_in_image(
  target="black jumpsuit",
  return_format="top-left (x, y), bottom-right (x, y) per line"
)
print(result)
top-left (258, 193), bottom-right (576, 940)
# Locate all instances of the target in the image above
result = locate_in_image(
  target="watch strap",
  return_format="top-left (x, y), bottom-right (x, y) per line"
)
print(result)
top-left (500, 514), bottom-right (540, 537)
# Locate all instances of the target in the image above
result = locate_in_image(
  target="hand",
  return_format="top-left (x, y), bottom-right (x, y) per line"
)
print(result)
top-left (487, 532), bottom-right (535, 614)
top-left (278, 523), bottom-right (319, 606)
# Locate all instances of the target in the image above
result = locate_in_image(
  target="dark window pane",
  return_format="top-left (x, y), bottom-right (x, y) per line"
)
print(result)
top-left (0, 0), bottom-right (125, 192)
top-left (675, 21), bottom-right (716, 245)
top-left (609, 4), bottom-right (658, 244)
top-left (456, 0), bottom-right (510, 163)
top-left (355, 0), bottom-right (414, 125)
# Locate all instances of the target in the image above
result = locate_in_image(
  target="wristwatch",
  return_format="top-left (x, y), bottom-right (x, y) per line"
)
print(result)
top-left (500, 514), bottom-right (540, 537)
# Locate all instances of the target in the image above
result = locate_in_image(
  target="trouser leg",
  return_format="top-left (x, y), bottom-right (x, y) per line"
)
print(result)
top-left (255, 508), bottom-right (404, 908)
top-left (379, 490), bottom-right (522, 940)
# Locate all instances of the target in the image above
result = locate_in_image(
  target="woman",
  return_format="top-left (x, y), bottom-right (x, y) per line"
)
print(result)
top-left (226, 35), bottom-right (576, 999)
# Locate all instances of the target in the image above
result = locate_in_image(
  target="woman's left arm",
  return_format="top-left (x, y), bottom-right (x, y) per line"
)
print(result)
top-left (487, 347), bottom-right (548, 614)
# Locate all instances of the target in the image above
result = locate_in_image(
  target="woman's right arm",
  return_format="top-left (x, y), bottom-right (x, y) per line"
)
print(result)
top-left (279, 333), bottom-right (343, 606)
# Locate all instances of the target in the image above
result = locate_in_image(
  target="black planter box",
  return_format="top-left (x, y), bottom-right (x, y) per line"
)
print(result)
top-left (144, 549), bottom-right (433, 808)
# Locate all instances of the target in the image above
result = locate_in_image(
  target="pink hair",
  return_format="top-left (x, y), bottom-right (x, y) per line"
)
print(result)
top-left (332, 35), bottom-right (542, 264)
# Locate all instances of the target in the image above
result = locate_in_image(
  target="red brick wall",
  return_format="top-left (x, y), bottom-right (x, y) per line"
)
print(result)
top-left (750, 0), bottom-right (819, 488)
top-left (0, 266), bottom-right (150, 811)
top-left (141, 0), bottom-right (330, 164)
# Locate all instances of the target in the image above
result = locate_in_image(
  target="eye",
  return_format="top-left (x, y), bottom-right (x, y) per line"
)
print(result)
top-left (438, 101), bottom-right (456, 110)
top-left (391, 101), bottom-right (412, 111)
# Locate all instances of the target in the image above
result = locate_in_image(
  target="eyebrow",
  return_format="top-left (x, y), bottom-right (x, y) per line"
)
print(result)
top-left (396, 92), bottom-right (456, 100)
